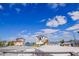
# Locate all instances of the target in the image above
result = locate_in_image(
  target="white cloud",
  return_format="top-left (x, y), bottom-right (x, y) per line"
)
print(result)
top-left (68, 11), bottom-right (79, 20)
top-left (21, 30), bottom-right (27, 33)
top-left (48, 3), bottom-right (66, 9)
top-left (0, 5), bottom-right (3, 10)
top-left (19, 34), bottom-right (35, 42)
top-left (34, 28), bottom-right (59, 37)
top-left (40, 19), bottom-right (46, 22)
top-left (55, 16), bottom-right (67, 25)
top-left (18, 30), bottom-right (27, 36)
top-left (46, 18), bottom-right (59, 27)
top-left (63, 31), bottom-right (70, 35)
top-left (66, 24), bottom-right (79, 30)
top-left (46, 16), bottom-right (67, 27)
top-left (35, 32), bottom-right (44, 35)
top-left (41, 28), bottom-right (59, 34)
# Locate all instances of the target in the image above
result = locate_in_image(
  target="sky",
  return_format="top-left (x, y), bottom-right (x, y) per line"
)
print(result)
top-left (0, 3), bottom-right (79, 42)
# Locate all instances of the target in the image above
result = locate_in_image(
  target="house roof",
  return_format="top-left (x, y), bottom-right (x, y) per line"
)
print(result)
top-left (16, 37), bottom-right (25, 39)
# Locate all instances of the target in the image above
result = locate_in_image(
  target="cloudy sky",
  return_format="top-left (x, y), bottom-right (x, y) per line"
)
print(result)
top-left (0, 3), bottom-right (79, 42)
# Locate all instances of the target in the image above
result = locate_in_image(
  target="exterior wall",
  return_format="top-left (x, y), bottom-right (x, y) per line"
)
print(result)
top-left (35, 36), bottom-right (49, 45)
top-left (36, 40), bottom-right (44, 45)
top-left (14, 38), bottom-right (25, 46)
top-left (14, 42), bottom-right (24, 46)
top-left (44, 39), bottom-right (48, 45)
top-left (36, 39), bottom-right (48, 45)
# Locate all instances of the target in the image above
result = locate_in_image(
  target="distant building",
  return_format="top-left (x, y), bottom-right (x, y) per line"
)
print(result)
top-left (59, 40), bottom-right (79, 47)
top-left (63, 42), bottom-right (72, 47)
top-left (36, 36), bottom-right (43, 45)
top-left (60, 41), bottom-right (75, 47)
top-left (35, 35), bottom-right (48, 45)
top-left (14, 38), bottom-right (25, 46)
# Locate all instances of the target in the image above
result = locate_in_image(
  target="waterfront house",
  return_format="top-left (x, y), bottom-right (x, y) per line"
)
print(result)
top-left (14, 38), bottom-right (25, 46)
top-left (35, 35), bottom-right (48, 46)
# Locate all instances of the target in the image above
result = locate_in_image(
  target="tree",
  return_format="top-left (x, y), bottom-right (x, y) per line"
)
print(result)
top-left (0, 41), bottom-right (5, 47)
top-left (0, 41), bottom-right (3, 47)
top-left (25, 42), bottom-right (31, 46)
top-left (60, 39), bottom-right (64, 46)
top-left (32, 42), bottom-right (35, 45)
top-left (7, 41), bottom-right (14, 46)
top-left (60, 39), bottom-right (64, 43)
top-left (68, 40), bottom-right (74, 42)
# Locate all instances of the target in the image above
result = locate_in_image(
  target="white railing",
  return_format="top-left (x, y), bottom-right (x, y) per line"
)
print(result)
top-left (0, 49), bottom-right (78, 56)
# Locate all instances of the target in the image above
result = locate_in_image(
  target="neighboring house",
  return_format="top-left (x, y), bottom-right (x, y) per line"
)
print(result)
top-left (61, 41), bottom-right (75, 47)
top-left (35, 35), bottom-right (49, 46)
top-left (63, 42), bottom-right (72, 47)
top-left (14, 38), bottom-right (25, 46)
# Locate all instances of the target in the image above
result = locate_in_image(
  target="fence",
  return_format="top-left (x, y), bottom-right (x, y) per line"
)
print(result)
top-left (0, 49), bottom-right (78, 56)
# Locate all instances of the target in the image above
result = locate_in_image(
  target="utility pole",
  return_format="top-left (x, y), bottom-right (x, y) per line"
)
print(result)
top-left (72, 30), bottom-right (79, 46)
top-left (72, 32), bottom-right (76, 46)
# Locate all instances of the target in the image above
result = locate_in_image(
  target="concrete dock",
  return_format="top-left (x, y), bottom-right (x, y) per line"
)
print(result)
top-left (0, 45), bottom-right (79, 56)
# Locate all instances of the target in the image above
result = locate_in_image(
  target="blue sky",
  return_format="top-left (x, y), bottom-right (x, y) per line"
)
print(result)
top-left (0, 3), bottom-right (79, 42)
